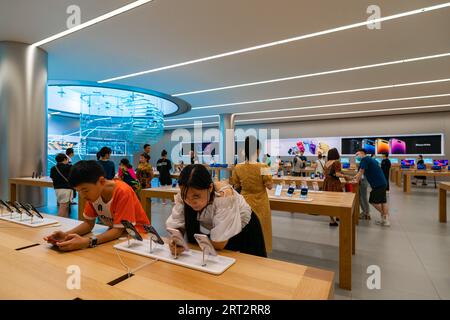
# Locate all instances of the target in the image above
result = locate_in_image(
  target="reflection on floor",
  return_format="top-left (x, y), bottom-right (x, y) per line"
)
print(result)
top-left (40, 181), bottom-right (450, 300)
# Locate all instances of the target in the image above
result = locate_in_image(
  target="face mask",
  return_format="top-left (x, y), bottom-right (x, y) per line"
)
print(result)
top-left (355, 156), bottom-right (362, 162)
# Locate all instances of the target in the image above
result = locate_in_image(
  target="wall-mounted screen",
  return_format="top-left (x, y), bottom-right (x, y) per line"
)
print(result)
top-left (341, 134), bottom-right (443, 156)
top-left (266, 137), bottom-right (341, 156)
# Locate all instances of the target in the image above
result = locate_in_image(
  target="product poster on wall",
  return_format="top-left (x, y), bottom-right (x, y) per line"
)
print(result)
top-left (341, 134), bottom-right (443, 156)
top-left (266, 137), bottom-right (341, 156)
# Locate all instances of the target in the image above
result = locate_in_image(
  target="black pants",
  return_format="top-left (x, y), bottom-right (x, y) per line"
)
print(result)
top-left (225, 212), bottom-right (267, 258)
top-left (382, 171), bottom-right (390, 191)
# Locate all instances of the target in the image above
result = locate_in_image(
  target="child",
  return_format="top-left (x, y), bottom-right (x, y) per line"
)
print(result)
top-left (136, 153), bottom-right (154, 190)
top-left (118, 158), bottom-right (140, 194)
top-left (166, 164), bottom-right (267, 257)
top-left (44, 160), bottom-right (150, 251)
top-left (156, 150), bottom-right (172, 204)
top-left (50, 153), bottom-right (73, 217)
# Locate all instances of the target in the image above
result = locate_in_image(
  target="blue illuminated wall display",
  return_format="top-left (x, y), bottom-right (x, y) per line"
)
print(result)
top-left (47, 81), bottom-right (190, 172)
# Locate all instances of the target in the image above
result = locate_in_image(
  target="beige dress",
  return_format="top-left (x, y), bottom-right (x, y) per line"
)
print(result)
top-left (230, 162), bottom-right (273, 252)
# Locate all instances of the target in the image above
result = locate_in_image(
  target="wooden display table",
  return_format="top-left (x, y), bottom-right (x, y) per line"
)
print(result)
top-left (140, 186), bottom-right (356, 290)
top-left (438, 182), bottom-right (450, 223)
top-left (0, 213), bottom-right (334, 300)
top-left (9, 177), bottom-right (86, 220)
top-left (402, 170), bottom-right (450, 193)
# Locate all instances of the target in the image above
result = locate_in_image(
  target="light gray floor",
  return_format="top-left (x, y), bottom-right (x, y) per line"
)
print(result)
top-left (42, 180), bottom-right (450, 300)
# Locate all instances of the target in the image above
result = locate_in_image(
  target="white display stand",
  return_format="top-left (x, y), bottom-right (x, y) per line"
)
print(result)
top-left (114, 239), bottom-right (236, 275)
top-left (0, 212), bottom-right (58, 228)
top-left (276, 195), bottom-right (314, 202)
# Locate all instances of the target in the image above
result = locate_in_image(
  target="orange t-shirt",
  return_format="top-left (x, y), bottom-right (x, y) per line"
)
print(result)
top-left (83, 180), bottom-right (149, 233)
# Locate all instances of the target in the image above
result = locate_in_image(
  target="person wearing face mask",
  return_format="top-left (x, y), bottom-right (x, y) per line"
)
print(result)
top-left (166, 164), bottom-right (267, 257)
top-left (353, 149), bottom-right (390, 227)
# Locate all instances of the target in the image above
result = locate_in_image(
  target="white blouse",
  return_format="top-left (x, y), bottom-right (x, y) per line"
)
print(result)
top-left (166, 189), bottom-right (252, 242)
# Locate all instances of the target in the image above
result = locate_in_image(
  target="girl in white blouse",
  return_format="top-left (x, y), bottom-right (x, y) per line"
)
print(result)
top-left (166, 164), bottom-right (267, 257)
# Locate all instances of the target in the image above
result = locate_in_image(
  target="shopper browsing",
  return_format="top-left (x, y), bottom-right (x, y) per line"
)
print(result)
top-left (118, 158), bottom-right (140, 193)
top-left (157, 149), bottom-right (173, 204)
top-left (136, 153), bottom-right (154, 189)
top-left (353, 149), bottom-right (390, 227)
top-left (166, 164), bottom-right (267, 257)
top-left (50, 153), bottom-right (73, 218)
top-left (44, 161), bottom-right (150, 251)
top-left (96, 146), bottom-right (115, 180)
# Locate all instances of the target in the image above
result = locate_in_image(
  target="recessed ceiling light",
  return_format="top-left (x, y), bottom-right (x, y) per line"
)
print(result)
top-left (32, 0), bottom-right (154, 47)
top-left (193, 78), bottom-right (450, 110)
top-left (235, 104), bottom-right (450, 123)
top-left (173, 53), bottom-right (450, 96)
top-left (99, 2), bottom-right (450, 83)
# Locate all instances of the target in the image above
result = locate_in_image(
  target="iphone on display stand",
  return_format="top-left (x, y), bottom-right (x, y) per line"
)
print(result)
top-left (167, 227), bottom-right (190, 259)
top-left (121, 220), bottom-right (143, 246)
top-left (300, 187), bottom-right (308, 200)
top-left (26, 203), bottom-right (44, 219)
top-left (286, 186), bottom-right (295, 197)
top-left (9, 201), bottom-right (23, 220)
top-left (0, 199), bottom-right (13, 216)
top-left (274, 184), bottom-right (282, 197)
top-left (312, 182), bottom-right (320, 192)
top-left (194, 234), bottom-right (217, 267)
top-left (143, 224), bottom-right (164, 253)
top-left (18, 202), bottom-right (35, 223)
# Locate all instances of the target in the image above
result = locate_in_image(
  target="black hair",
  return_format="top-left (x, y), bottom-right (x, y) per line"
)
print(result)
top-left (383, 152), bottom-right (389, 158)
top-left (143, 144), bottom-right (150, 149)
top-left (418, 154), bottom-right (423, 159)
top-left (120, 158), bottom-right (132, 169)
top-left (161, 149), bottom-right (168, 157)
top-left (68, 160), bottom-right (106, 187)
top-left (327, 148), bottom-right (341, 161)
top-left (96, 146), bottom-right (112, 160)
top-left (178, 164), bottom-right (214, 243)
top-left (55, 153), bottom-right (68, 163)
top-left (140, 153), bottom-right (150, 162)
top-left (66, 148), bottom-right (74, 156)
top-left (244, 136), bottom-right (260, 161)
top-left (356, 148), bottom-right (367, 154)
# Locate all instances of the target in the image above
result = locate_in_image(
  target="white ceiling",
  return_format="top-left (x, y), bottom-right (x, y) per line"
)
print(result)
top-left (1, 0), bottom-right (449, 127)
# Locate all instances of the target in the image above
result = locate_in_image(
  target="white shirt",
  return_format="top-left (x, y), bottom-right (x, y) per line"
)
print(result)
top-left (315, 159), bottom-right (326, 174)
top-left (166, 189), bottom-right (252, 242)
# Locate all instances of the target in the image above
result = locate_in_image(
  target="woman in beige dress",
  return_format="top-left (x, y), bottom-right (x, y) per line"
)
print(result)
top-left (230, 136), bottom-right (273, 252)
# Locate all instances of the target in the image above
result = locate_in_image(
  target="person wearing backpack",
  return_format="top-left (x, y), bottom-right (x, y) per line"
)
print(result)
top-left (50, 153), bottom-right (73, 217)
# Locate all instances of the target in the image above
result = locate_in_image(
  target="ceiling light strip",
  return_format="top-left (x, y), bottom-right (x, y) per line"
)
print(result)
top-left (164, 121), bottom-right (219, 128)
top-left (173, 53), bottom-right (450, 96)
top-left (32, 0), bottom-right (154, 47)
top-left (193, 78), bottom-right (450, 110)
top-left (235, 104), bottom-right (450, 123)
top-left (235, 93), bottom-right (450, 116)
top-left (98, 2), bottom-right (450, 83)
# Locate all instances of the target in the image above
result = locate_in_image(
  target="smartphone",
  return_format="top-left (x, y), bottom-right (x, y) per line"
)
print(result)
top-left (309, 142), bottom-right (316, 155)
top-left (0, 199), bottom-right (13, 213)
top-left (274, 184), bottom-right (282, 196)
top-left (193, 234), bottom-right (217, 256)
top-left (389, 138), bottom-right (406, 154)
top-left (143, 225), bottom-right (164, 245)
top-left (362, 139), bottom-right (375, 155)
top-left (312, 182), bottom-right (320, 191)
top-left (376, 139), bottom-right (390, 155)
top-left (350, 139), bottom-right (361, 154)
top-left (26, 204), bottom-right (44, 219)
top-left (310, 172), bottom-right (315, 179)
top-left (8, 201), bottom-right (22, 213)
top-left (300, 187), bottom-right (308, 199)
top-left (172, 181), bottom-right (177, 188)
top-left (318, 142), bottom-right (330, 154)
top-left (286, 187), bottom-right (295, 197)
top-left (18, 202), bottom-right (34, 217)
top-left (166, 228), bottom-right (190, 251)
top-left (121, 220), bottom-right (143, 241)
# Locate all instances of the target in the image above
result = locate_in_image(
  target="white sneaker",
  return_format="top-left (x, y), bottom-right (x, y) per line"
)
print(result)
top-left (375, 217), bottom-right (390, 227)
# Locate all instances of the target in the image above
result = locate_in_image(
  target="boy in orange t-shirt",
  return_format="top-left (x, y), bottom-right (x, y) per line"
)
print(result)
top-left (44, 160), bottom-right (150, 251)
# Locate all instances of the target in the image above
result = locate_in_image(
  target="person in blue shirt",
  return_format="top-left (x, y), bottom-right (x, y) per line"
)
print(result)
top-left (353, 149), bottom-right (390, 227)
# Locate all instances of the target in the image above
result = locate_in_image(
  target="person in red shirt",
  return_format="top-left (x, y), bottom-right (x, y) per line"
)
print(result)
top-left (44, 160), bottom-right (150, 251)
